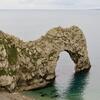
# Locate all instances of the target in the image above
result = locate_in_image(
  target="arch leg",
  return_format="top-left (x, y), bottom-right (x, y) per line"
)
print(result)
top-left (67, 50), bottom-right (91, 72)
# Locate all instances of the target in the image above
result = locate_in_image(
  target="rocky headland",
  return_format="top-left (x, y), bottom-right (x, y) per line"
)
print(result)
top-left (0, 26), bottom-right (91, 92)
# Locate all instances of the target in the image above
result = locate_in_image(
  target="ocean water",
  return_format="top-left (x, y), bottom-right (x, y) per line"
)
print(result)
top-left (0, 10), bottom-right (100, 100)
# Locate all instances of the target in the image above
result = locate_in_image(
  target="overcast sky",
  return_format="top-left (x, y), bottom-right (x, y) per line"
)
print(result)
top-left (0, 0), bottom-right (100, 9)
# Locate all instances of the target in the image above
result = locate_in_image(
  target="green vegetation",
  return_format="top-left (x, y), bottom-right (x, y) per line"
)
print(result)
top-left (6, 45), bottom-right (18, 65)
top-left (1, 39), bottom-right (18, 65)
top-left (0, 67), bottom-right (16, 76)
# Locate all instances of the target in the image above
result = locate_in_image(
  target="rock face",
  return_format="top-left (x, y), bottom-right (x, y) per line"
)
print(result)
top-left (0, 26), bottom-right (91, 92)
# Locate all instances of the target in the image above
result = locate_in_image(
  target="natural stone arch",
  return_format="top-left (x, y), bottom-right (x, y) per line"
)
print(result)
top-left (45, 26), bottom-right (91, 73)
top-left (0, 26), bottom-right (91, 92)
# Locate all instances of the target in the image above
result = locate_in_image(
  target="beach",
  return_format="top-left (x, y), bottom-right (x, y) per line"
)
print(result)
top-left (0, 92), bottom-right (34, 100)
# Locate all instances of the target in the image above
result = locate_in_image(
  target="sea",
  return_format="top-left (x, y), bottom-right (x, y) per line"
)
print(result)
top-left (0, 9), bottom-right (100, 100)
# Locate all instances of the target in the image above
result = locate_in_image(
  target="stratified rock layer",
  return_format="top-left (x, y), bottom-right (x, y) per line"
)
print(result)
top-left (0, 26), bottom-right (91, 92)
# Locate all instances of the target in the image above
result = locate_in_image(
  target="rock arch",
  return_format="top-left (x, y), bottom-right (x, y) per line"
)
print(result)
top-left (0, 26), bottom-right (91, 91)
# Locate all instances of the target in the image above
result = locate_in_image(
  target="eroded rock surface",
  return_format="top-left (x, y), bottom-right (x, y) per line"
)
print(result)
top-left (0, 26), bottom-right (91, 92)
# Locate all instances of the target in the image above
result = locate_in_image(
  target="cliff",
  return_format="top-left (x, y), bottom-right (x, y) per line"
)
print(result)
top-left (0, 26), bottom-right (91, 92)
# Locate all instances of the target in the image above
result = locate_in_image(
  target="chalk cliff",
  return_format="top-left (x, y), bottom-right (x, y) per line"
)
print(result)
top-left (0, 26), bottom-right (91, 92)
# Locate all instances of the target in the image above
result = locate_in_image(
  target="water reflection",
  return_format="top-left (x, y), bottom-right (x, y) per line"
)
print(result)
top-left (66, 72), bottom-right (89, 100)
top-left (55, 71), bottom-right (89, 100)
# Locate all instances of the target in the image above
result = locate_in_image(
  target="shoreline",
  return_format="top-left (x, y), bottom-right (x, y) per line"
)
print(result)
top-left (0, 92), bottom-right (35, 100)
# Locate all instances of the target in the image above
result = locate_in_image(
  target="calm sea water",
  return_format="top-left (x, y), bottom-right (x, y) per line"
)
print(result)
top-left (0, 10), bottom-right (100, 100)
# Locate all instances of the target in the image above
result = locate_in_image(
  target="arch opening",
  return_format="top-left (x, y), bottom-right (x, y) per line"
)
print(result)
top-left (55, 51), bottom-right (75, 82)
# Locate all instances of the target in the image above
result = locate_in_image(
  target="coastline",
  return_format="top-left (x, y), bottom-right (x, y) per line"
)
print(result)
top-left (0, 92), bottom-right (34, 100)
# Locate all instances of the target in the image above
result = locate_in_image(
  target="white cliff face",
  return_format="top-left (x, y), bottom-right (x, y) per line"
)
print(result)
top-left (0, 26), bottom-right (91, 92)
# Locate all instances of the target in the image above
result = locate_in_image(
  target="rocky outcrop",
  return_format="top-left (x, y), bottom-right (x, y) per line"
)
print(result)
top-left (0, 26), bottom-right (91, 92)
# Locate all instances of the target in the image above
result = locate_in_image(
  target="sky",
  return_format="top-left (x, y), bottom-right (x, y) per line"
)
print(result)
top-left (0, 0), bottom-right (100, 9)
